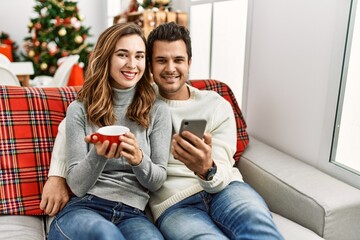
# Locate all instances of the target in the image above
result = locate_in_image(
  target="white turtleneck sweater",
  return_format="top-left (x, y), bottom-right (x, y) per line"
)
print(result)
top-left (64, 86), bottom-right (172, 211)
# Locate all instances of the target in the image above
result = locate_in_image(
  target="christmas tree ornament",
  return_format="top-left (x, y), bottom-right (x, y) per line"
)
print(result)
top-left (35, 22), bottom-right (42, 30)
top-left (58, 28), bottom-right (67, 37)
top-left (40, 7), bottom-right (48, 17)
top-left (74, 35), bottom-right (83, 44)
top-left (49, 66), bottom-right (57, 74)
top-left (40, 62), bottom-right (48, 70)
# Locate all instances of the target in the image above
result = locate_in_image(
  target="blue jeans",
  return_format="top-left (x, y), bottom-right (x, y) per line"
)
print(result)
top-left (48, 194), bottom-right (164, 240)
top-left (156, 181), bottom-right (284, 240)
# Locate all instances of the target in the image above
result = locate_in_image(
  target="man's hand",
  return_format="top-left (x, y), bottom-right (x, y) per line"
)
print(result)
top-left (172, 131), bottom-right (213, 177)
top-left (40, 176), bottom-right (69, 216)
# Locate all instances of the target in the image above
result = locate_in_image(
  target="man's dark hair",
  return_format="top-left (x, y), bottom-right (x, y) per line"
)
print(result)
top-left (147, 22), bottom-right (192, 63)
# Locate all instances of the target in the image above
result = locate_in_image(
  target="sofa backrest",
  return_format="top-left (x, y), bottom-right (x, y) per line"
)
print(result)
top-left (0, 86), bottom-right (80, 215)
top-left (0, 79), bottom-right (248, 216)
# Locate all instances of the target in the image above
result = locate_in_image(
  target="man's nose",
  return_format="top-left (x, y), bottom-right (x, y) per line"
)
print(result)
top-left (165, 61), bottom-right (175, 72)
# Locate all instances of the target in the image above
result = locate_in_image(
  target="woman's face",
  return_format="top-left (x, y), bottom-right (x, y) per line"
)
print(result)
top-left (110, 34), bottom-right (146, 89)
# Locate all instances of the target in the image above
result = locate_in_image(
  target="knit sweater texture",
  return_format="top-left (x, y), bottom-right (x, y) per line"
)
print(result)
top-left (148, 84), bottom-right (243, 221)
top-left (65, 86), bottom-right (172, 211)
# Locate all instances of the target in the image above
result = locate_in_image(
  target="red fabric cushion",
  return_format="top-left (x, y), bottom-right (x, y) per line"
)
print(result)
top-left (67, 64), bottom-right (84, 86)
top-left (188, 79), bottom-right (249, 161)
top-left (0, 86), bottom-right (79, 215)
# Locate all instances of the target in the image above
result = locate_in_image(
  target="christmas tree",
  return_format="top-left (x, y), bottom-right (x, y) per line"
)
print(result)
top-left (23, 0), bottom-right (93, 76)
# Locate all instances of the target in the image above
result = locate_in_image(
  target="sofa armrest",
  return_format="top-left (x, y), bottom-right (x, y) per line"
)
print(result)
top-left (236, 136), bottom-right (360, 240)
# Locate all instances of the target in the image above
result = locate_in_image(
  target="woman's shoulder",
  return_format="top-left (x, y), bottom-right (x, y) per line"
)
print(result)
top-left (67, 100), bottom-right (86, 114)
top-left (152, 99), bottom-right (171, 115)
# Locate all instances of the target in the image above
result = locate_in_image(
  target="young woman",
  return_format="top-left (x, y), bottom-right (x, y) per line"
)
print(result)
top-left (48, 23), bottom-right (171, 240)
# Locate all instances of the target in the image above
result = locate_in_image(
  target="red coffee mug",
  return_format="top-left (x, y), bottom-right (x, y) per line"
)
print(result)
top-left (90, 126), bottom-right (129, 148)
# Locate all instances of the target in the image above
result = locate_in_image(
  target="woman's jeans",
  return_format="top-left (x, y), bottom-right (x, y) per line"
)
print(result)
top-left (156, 181), bottom-right (284, 240)
top-left (48, 194), bottom-right (163, 240)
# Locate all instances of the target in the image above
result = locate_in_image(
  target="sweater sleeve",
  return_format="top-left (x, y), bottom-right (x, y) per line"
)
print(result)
top-left (132, 100), bottom-right (172, 192)
top-left (65, 101), bottom-right (108, 197)
top-left (48, 119), bottom-right (67, 178)
top-left (198, 96), bottom-right (238, 193)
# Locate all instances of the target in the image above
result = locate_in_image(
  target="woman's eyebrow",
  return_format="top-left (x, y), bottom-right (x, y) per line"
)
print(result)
top-left (114, 49), bottom-right (145, 54)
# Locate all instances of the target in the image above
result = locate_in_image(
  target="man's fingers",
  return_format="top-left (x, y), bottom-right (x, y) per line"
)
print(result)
top-left (45, 201), bottom-right (54, 215)
top-left (48, 202), bottom-right (61, 217)
top-left (39, 198), bottom-right (47, 210)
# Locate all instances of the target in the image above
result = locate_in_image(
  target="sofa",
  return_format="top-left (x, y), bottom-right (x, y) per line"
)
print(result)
top-left (1, 80), bottom-right (359, 240)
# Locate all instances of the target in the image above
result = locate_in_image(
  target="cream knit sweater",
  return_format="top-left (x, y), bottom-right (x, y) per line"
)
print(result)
top-left (149, 84), bottom-right (243, 221)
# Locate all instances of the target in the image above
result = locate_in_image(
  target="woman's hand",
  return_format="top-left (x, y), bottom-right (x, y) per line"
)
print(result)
top-left (84, 135), bottom-right (122, 159)
top-left (119, 131), bottom-right (143, 166)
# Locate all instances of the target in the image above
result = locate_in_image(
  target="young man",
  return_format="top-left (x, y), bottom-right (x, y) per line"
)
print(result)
top-left (41, 22), bottom-right (284, 239)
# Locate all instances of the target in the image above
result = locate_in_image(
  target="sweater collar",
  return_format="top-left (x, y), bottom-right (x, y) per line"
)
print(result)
top-left (154, 84), bottom-right (197, 107)
top-left (112, 85), bottom-right (136, 106)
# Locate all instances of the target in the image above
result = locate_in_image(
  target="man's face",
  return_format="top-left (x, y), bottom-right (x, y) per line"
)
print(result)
top-left (150, 40), bottom-right (191, 100)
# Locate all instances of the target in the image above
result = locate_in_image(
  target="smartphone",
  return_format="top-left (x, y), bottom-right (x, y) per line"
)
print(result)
top-left (179, 119), bottom-right (207, 139)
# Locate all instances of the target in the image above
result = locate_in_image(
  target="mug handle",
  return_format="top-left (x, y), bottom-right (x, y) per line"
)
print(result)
top-left (90, 133), bottom-right (101, 143)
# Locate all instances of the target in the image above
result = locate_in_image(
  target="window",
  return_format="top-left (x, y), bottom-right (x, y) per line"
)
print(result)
top-left (188, 0), bottom-right (249, 106)
top-left (331, 0), bottom-right (360, 175)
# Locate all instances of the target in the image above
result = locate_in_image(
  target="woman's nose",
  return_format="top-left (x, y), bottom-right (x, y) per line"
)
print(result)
top-left (126, 58), bottom-right (136, 69)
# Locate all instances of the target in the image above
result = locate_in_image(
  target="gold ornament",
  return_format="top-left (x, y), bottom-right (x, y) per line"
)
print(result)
top-left (40, 63), bottom-right (48, 70)
top-left (74, 35), bottom-right (83, 44)
top-left (28, 50), bottom-right (35, 58)
top-left (58, 28), bottom-right (67, 36)
top-left (28, 22), bottom-right (34, 28)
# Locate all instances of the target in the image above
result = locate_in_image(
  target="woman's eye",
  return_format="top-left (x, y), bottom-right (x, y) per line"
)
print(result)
top-left (117, 53), bottom-right (126, 58)
top-left (136, 54), bottom-right (145, 59)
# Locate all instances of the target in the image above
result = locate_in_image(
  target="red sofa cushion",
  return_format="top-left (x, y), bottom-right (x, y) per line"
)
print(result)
top-left (0, 86), bottom-right (79, 215)
top-left (188, 79), bottom-right (249, 161)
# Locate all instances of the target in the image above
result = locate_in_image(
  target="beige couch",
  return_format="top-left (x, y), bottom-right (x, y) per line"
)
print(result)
top-left (1, 81), bottom-right (359, 239)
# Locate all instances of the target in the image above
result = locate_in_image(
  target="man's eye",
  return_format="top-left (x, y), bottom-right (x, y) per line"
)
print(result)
top-left (136, 55), bottom-right (145, 59)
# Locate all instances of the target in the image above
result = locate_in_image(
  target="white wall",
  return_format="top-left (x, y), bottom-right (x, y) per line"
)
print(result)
top-left (244, 0), bottom-right (354, 186)
top-left (0, 0), bottom-right (107, 56)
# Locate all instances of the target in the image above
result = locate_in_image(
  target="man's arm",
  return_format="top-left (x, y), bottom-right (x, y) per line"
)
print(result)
top-left (40, 119), bottom-right (69, 216)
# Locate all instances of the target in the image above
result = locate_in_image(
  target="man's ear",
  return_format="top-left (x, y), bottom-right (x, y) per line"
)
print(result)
top-left (189, 59), bottom-right (192, 67)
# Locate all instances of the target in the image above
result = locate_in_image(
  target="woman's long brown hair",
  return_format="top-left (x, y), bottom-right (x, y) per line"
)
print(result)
top-left (77, 22), bottom-right (155, 128)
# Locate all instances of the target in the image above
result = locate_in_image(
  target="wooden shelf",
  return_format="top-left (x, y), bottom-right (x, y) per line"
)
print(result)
top-left (114, 10), bottom-right (188, 37)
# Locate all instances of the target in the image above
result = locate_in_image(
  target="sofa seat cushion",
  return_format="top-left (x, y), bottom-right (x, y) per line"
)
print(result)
top-left (0, 86), bottom-right (79, 215)
top-left (272, 212), bottom-right (324, 240)
top-left (0, 215), bottom-right (45, 240)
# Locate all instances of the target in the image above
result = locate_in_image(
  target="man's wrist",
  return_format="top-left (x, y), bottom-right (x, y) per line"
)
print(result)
top-left (195, 161), bottom-right (217, 181)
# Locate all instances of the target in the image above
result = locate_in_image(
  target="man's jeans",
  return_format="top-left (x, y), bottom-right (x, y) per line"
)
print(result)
top-left (48, 194), bottom-right (163, 240)
top-left (156, 181), bottom-right (284, 240)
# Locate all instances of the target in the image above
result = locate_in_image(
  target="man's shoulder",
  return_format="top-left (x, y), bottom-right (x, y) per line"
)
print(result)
top-left (191, 85), bottom-right (230, 104)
